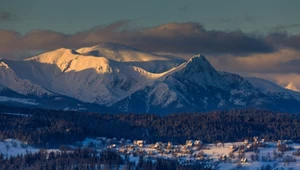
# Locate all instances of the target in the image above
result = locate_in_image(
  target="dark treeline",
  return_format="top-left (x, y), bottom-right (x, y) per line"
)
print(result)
top-left (0, 149), bottom-right (122, 170)
top-left (1, 105), bottom-right (300, 147)
top-left (0, 148), bottom-right (213, 170)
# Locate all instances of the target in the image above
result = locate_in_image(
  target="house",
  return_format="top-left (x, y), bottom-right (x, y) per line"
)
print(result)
top-left (108, 144), bottom-right (116, 148)
top-left (194, 140), bottom-right (202, 146)
top-left (241, 157), bottom-right (248, 163)
top-left (253, 137), bottom-right (259, 144)
top-left (163, 149), bottom-right (172, 154)
top-left (154, 142), bottom-right (165, 149)
top-left (167, 142), bottom-right (173, 149)
top-left (220, 155), bottom-right (227, 161)
top-left (118, 148), bottom-right (127, 153)
top-left (246, 144), bottom-right (252, 149)
top-left (186, 140), bottom-right (194, 147)
top-left (181, 148), bottom-right (192, 154)
top-left (134, 140), bottom-right (145, 147)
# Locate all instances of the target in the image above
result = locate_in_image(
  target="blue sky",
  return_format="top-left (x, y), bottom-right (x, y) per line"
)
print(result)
top-left (1, 0), bottom-right (300, 34)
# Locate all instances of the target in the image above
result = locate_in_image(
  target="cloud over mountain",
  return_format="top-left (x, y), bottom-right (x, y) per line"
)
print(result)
top-left (1, 21), bottom-right (300, 89)
top-left (2, 21), bottom-right (297, 59)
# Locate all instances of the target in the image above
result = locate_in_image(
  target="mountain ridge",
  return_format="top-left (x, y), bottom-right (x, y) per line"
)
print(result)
top-left (1, 44), bottom-right (300, 114)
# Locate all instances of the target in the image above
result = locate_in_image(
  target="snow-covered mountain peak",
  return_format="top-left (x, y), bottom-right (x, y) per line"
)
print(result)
top-left (192, 53), bottom-right (205, 59)
top-left (0, 61), bottom-right (10, 69)
top-left (2, 45), bottom-right (300, 113)
top-left (285, 82), bottom-right (300, 92)
top-left (0, 61), bottom-right (53, 97)
top-left (25, 47), bottom-right (117, 73)
top-left (183, 54), bottom-right (216, 74)
top-left (169, 54), bottom-right (227, 89)
top-left (26, 48), bottom-right (78, 62)
top-left (77, 43), bottom-right (176, 62)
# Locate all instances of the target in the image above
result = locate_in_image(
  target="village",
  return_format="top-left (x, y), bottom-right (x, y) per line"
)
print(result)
top-left (76, 136), bottom-right (300, 169)
top-left (2, 136), bottom-right (300, 169)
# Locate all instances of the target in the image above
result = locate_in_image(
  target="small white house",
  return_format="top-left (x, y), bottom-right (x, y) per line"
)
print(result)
top-left (134, 140), bottom-right (145, 147)
top-left (194, 140), bottom-right (203, 145)
top-left (241, 157), bottom-right (248, 163)
top-left (167, 142), bottom-right (173, 149)
top-left (108, 144), bottom-right (116, 148)
top-left (186, 140), bottom-right (194, 147)
top-left (246, 144), bottom-right (252, 149)
top-left (221, 155), bottom-right (227, 161)
top-left (154, 142), bottom-right (165, 149)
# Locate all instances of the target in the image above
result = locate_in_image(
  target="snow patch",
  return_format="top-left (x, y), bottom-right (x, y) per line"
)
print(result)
top-left (0, 96), bottom-right (38, 105)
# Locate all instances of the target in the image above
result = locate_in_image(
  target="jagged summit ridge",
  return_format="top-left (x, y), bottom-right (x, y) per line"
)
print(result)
top-left (186, 54), bottom-right (215, 71)
top-left (173, 54), bottom-right (223, 87)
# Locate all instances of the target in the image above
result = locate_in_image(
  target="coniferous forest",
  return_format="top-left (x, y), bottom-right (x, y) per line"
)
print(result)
top-left (1, 105), bottom-right (300, 148)
top-left (0, 148), bottom-right (215, 170)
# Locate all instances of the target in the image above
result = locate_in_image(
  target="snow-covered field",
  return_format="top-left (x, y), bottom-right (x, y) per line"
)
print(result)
top-left (0, 96), bottom-right (38, 105)
top-left (0, 139), bottom-right (39, 157)
top-left (0, 112), bottom-right (33, 117)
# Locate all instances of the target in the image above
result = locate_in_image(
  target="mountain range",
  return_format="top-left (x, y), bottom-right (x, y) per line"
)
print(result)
top-left (0, 43), bottom-right (300, 114)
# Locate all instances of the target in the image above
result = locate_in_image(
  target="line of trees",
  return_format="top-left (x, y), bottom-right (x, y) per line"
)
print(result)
top-left (1, 105), bottom-right (300, 148)
top-left (0, 148), bottom-right (215, 170)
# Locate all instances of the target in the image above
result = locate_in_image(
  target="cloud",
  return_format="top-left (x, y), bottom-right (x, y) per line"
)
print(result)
top-left (250, 73), bottom-right (300, 89)
top-left (271, 23), bottom-right (300, 32)
top-left (0, 12), bottom-right (19, 21)
top-left (277, 59), bottom-right (300, 74)
top-left (207, 48), bottom-right (300, 88)
top-left (0, 21), bottom-right (277, 59)
top-left (266, 32), bottom-right (300, 50)
top-left (2, 21), bottom-right (300, 59)
top-left (209, 49), bottom-right (300, 74)
top-left (136, 22), bottom-right (273, 54)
